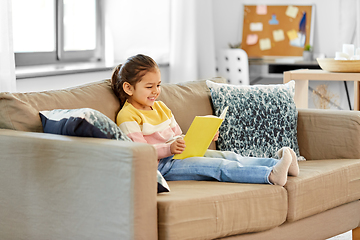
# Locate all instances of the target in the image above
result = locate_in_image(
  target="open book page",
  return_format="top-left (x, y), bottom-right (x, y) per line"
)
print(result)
top-left (173, 107), bottom-right (228, 160)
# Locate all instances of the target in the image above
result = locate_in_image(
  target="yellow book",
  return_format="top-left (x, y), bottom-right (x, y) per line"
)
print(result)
top-left (173, 107), bottom-right (228, 160)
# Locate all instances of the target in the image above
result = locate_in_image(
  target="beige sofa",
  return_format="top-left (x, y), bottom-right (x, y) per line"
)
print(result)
top-left (0, 77), bottom-right (359, 240)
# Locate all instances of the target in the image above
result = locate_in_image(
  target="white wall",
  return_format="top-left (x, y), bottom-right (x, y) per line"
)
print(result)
top-left (103, 0), bottom-right (170, 64)
top-left (103, 0), bottom-right (346, 61)
top-left (17, 0), bottom-right (356, 110)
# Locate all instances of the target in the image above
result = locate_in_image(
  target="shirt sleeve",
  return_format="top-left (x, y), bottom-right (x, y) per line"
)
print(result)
top-left (119, 120), bottom-right (173, 159)
top-left (154, 117), bottom-right (183, 159)
top-left (153, 143), bottom-right (172, 159)
top-left (170, 115), bottom-right (183, 136)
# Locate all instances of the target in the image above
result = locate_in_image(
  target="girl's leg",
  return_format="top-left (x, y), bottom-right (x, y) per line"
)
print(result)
top-left (205, 148), bottom-right (294, 185)
top-left (205, 149), bottom-right (299, 177)
top-left (159, 156), bottom-right (272, 184)
top-left (158, 149), bottom-right (292, 186)
top-left (204, 149), bottom-right (279, 167)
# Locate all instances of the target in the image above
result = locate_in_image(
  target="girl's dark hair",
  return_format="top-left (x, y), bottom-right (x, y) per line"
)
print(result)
top-left (111, 54), bottom-right (159, 108)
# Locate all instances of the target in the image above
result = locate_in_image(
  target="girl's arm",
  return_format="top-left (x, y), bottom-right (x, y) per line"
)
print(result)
top-left (119, 120), bottom-right (183, 159)
top-left (151, 123), bottom-right (183, 159)
top-left (213, 131), bottom-right (219, 141)
top-left (156, 123), bottom-right (184, 158)
top-left (170, 138), bottom-right (186, 154)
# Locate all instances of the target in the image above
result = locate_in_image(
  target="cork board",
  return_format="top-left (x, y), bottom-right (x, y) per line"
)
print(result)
top-left (241, 5), bottom-right (314, 58)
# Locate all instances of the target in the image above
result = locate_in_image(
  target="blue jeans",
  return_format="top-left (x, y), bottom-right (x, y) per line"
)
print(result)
top-left (158, 149), bottom-right (279, 184)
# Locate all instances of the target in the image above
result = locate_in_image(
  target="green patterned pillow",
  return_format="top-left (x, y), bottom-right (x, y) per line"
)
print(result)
top-left (206, 80), bottom-right (300, 159)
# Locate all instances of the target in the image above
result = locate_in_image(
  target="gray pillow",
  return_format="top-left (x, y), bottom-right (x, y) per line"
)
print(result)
top-left (206, 80), bottom-right (300, 159)
top-left (157, 170), bottom-right (170, 193)
top-left (39, 108), bottom-right (131, 142)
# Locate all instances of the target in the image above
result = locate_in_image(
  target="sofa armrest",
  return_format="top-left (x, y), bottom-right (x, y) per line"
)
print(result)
top-left (0, 129), bottom-right (158, 240)
top-left (297, 109), bottom-right (360, 160)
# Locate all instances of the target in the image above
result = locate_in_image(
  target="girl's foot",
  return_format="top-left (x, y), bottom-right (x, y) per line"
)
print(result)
top-left (277, 147), bottom-right (299, 177)
top-left (269, 148), bottom-right (292, 186)
top-left (287, 148), bottom-right (299, 177)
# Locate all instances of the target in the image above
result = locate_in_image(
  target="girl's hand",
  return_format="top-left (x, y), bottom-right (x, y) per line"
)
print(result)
top-left (170, 138), bottom-right (186, 154)
top-left (213, 131), bottom-right (219, 141)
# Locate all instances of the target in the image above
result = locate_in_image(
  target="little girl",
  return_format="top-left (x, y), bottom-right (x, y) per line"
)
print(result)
top-left (111, 54), bottom-right (299, 186)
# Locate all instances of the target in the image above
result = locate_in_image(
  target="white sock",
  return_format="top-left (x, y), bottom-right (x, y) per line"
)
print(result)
top-left (269, 148), bottom-right (292, 186)
top-left (288, 148), bottom-right (299, 177)
top-left (277, 147), bottom-right (299, 177)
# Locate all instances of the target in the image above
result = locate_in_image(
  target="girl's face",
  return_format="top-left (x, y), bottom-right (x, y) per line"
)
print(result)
top-left (124, 68), bottom-right (161, 110)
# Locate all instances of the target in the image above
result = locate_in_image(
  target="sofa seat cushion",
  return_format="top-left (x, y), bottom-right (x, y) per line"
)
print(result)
top-left (285, 159), bottom-right (360, 222)
top-left (157, 181), bottom-right (287, 240)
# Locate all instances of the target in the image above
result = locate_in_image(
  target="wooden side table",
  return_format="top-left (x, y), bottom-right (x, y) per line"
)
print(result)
top-left (283, 69), bottom-right (360, 110)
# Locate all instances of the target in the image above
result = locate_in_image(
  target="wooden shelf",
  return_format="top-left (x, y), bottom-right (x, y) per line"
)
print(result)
top-left (283, 69), bottom-right (360, 110)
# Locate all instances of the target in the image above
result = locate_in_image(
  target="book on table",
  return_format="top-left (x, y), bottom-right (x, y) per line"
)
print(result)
top-left (173, 106), bottom-right (228, 160)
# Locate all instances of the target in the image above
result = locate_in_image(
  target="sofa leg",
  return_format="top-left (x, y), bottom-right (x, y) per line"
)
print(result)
top-left (353, 227), bottom-right (360, 240)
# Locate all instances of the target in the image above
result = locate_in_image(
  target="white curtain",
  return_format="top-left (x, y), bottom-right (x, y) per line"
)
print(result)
top-left (339, 0), bottom-right (357, 46)
top-left (0, 0), bottom-right (16, 92)
top-left (169, 0), bottom-right (216, 83)
top-left (357, 0), bottom-right (360, 47)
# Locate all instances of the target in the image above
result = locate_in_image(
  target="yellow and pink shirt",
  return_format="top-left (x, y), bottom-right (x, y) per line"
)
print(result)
top-left (116, 100), bottom-right (183, 159)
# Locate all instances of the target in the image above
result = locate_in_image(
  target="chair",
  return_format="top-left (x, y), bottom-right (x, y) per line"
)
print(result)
top-left (216, 49), bottom-right (250, 85)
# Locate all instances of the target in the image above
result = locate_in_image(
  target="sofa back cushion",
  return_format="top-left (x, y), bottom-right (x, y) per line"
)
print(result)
top-left (158, 77), bottom-right (226, 134)
top-left (0, 78), bottom-right (225, 134)
top-left (0, 80), bottom-right (121, 132)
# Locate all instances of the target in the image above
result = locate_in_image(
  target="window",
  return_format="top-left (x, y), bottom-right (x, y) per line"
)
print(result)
top-left (12, 0), bottom-right (102, 66)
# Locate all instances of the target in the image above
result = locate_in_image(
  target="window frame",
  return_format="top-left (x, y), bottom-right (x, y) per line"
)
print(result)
top-left (14, 0), bottom-right (102, 67)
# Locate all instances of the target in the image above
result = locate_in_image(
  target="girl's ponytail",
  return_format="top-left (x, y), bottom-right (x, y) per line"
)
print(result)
top-left (111, 64), bottom-right (127, 108)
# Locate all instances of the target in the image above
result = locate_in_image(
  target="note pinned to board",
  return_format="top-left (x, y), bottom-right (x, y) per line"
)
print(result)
top-left (269, 14), bottom-right (279, 25)
top-left (256, 5), bottom-right (267, 15)
top-left (246, 34), bottom-right (258, 45)
top-left (273, 29), bottom-right (285, 42)
top-left (250, 22), bottom-right (263, 32)
top-left (259, 38), bottom-right (271, 51)
top-left (286, 6), bottom-right (299, 18)
top-left (286, 29), bottom-right (298, 41)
